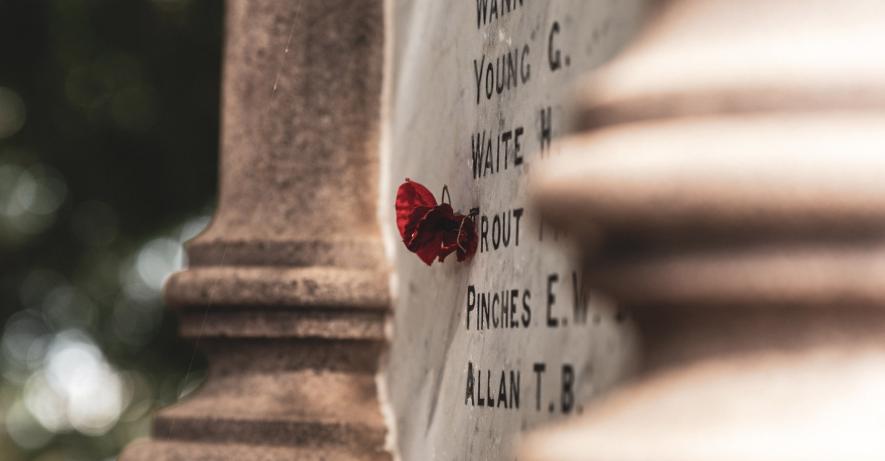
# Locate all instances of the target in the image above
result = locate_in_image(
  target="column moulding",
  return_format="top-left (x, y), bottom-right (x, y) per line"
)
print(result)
top-left (121, 1), bottom-right (391, 460)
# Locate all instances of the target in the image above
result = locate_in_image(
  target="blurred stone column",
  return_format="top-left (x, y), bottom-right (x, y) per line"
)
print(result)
top-left (523, 1), bottom-right (885, 460)
top-left (121, 1), bottom-right (390, 460)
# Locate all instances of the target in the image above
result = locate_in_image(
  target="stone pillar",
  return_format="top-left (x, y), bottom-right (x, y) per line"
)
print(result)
top-left (121, 1), bottom-right (390, 460)
top-left (523, 1), bottom-right (885, 459)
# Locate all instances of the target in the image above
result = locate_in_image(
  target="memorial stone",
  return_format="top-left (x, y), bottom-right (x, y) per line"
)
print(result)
top-left (381, 1), bottom-right (648, 459)
top-left (120, 1), bottom-right (653, 459)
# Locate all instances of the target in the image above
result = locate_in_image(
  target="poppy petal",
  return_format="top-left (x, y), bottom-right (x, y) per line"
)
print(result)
top-left (414, 233), bottom-right (442, 265)
top-left (395, 179), bottom-right (476, 266)
top-left (396, 179), bottom-right (438, 239)
top-left (403, 206), bottom-right (432, 247)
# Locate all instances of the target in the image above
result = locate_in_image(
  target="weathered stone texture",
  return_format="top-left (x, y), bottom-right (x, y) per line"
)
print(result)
top-left (120, 1), bottom-right (390, 460)
top-left (205, 0), bottom-right (385, 259)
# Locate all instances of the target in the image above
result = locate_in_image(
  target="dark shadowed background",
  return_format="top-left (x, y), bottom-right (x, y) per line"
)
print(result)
top-left (0, 1), bottom-right (222, 459)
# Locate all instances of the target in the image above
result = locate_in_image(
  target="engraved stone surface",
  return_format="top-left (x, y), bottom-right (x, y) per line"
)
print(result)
top-left (380, 2), bottom-right (648, 459)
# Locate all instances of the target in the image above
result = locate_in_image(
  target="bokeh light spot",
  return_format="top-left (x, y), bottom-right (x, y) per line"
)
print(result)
top-left (135, 238), bottom-right (182, 292)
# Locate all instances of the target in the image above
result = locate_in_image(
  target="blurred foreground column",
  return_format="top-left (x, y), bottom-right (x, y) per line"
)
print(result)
top-left (122, 1), bottom-right (390, 460)
top-left (524, 1), bottom-right (885, 460)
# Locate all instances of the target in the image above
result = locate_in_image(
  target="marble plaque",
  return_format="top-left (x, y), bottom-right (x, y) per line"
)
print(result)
top-left (380, 1), bottom-right (648, 459)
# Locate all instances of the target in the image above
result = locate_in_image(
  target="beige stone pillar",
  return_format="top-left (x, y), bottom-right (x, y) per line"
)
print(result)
top-left (121, 1), bottom-right (390, 460)
top-left (523, 1), bottom-right (885, 460)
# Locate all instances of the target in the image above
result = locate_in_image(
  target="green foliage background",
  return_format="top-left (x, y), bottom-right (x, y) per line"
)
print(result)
top-left (0, 1), bottom-right (222, 459)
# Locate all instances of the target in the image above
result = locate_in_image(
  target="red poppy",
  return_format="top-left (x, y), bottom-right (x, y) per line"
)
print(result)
top-left (396, 179), bottom-right (478, 265)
